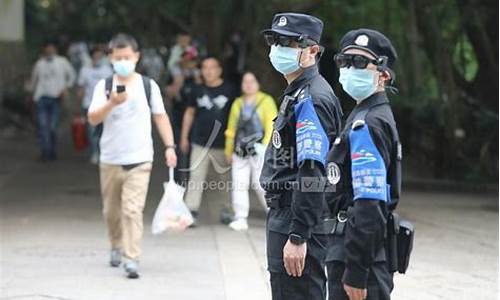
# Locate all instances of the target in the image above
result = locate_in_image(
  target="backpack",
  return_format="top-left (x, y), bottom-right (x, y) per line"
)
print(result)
top-left (94, 75), bottom-right (152, 139)
top-left (234, 100), bottom-right (264, 157)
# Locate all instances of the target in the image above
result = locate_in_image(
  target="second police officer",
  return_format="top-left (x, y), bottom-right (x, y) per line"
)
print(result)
top-left (325, 29), bottom-right (402, 300)
top-left (260, 13), bottom-right (343, 299)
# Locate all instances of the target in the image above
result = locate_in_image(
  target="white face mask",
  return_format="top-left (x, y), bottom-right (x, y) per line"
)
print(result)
top-left (268, 45), bottom-right (301, 75)
top-left (339, 67), bottom-right (379, 101)
top-left (112, 60), bottom-right (136, 77)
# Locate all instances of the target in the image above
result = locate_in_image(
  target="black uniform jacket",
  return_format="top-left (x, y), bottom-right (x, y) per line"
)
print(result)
top-left (326, 92), bottom-right (402, 288)
top-left (260, 65), bottom-right (343, 239)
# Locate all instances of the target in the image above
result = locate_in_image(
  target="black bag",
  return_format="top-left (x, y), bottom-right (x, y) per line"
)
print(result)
top-left (386, 212), bottom-right (415, 274)
top-left (234, 100), bottom-right (264, 157)
top-left (94, 75), bottom-right (152, 139)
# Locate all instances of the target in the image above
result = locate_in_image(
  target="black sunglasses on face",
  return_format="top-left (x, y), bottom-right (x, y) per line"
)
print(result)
top-left (264, 34), bottom-right (317, 48)
top-left (334, 53), bottom-right (380, 69)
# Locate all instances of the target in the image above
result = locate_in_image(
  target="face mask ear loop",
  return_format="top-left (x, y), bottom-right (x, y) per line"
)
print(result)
top-left (299, 45), bottom-right (323, 68)
top-left (316, 45), bottom-right (325, 64)
top-left (379, 70), bottom-right (399, 95)
top-left (375, 71), bottom-right (384, 91)
top-left (379, 68), bottom-right (398, 94)
top-left (298, 48), bottom-right (304, 68)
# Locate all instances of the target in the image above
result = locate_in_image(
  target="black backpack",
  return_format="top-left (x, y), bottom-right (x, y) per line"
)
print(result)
top-left (234, 100), bottom-right (264, 157)
top-left (94, 75), bottom-right (152, 139)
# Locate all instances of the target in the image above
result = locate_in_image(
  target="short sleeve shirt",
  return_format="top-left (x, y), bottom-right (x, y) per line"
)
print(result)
top-left (187, 81), bottom-right (237, 148)
top-left (88, 74), bottom-right (166, 165)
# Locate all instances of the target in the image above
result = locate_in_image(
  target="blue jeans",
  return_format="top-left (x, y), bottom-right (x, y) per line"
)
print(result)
top-left (36, 96), bottom-right (60, 159)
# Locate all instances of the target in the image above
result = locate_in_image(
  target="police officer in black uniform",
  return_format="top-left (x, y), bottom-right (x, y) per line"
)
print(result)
top-left (260, 13), bottom-right (343, 300)
top-left (325, 29), bottom-right (402, 300)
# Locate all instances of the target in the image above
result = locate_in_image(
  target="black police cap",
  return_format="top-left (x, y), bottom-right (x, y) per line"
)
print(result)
top-left (339, 28), bottom-right (397, 71)
top-left (262, 13), bottom-right (324, 44)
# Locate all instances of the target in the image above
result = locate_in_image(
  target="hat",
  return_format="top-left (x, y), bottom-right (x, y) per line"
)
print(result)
top-left (262, 13), bottom-right (324, 44)
top-left (339, 28), bottom-right (397, 72)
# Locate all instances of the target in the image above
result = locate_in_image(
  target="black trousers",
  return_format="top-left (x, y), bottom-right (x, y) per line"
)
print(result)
top-left (171, 116), bottom-right (190, 186)
top-left (267, 209), bottom-right (328, 300)
top-left (326, 261), bottom-right (393, 300)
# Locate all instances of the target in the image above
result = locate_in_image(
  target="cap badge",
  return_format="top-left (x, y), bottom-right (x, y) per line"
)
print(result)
top-left (355, 35), bottom-right (369, 46)
top-left (278, 16), bottom-right (287, 27)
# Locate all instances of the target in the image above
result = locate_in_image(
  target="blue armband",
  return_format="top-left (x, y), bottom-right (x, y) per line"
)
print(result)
top-left (349, 124), bottom-right (388, 202)
top-left (294, 97), bottom-right (329, 165)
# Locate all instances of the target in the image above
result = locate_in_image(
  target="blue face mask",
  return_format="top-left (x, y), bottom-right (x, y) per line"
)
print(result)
top-left (339, 67), bottom-right (378, 101)
top-left (112, 60), bottom-right (136, 78)
top-left (269, 45), bottom-right (301, 75)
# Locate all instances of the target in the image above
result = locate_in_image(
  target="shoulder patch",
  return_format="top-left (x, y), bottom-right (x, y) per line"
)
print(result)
top-left (349, 124), bottom-right (388, 202)
top-left (294, 96), bottom-right (329, 165)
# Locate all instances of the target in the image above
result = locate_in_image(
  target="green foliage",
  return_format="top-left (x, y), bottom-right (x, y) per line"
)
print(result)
top-left (453, 34), bottom-right (479, 82)
top-left (23, 0), bottom-right (498, 182)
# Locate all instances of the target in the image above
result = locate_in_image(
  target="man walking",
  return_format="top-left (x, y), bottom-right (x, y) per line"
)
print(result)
top-left (77, 46), bottom-right (113, 164)
top-left (88, 34), bottom-right (177, 279)
top-left (30, 40), bottom-right (76, 161)
top-left (180, 57), bottom-right (237, 225)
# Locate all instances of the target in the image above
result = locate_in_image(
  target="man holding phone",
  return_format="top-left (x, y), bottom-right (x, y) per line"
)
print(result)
top-left (88, 33), bottom-right (177, 279)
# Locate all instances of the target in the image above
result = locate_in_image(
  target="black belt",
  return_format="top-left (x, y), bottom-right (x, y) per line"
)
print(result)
top-left (265, 192), bottom-right (350, 235)
top-left (326, 210), bottom-right (350, 235)
top-left (121, 162), bottom-right (146, 171)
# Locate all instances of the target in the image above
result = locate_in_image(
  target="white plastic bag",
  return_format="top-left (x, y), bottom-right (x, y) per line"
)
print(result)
top-left (151, 168), bottom-right (193, 234)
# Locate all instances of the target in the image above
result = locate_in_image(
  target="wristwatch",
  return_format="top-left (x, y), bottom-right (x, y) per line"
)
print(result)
top-left (289, 233), bottom-right (306, 245)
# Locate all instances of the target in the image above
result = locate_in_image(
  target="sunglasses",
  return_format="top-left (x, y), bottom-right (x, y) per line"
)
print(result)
top-left (264, 34), bottom-right (317, 48)
top-left (334, 53), bottom-right (381, 69)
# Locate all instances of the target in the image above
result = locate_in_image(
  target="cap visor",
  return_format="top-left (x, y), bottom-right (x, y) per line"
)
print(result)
top-left (341, 45), bottom-right (379, 58)
top-left (261, 28), bottom-right (301, 37)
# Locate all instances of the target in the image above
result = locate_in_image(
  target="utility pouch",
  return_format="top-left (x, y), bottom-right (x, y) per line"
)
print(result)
top-left (397, 219), bottom-right (414, 274)
top-left (386, 212), bottom-right (414, 274)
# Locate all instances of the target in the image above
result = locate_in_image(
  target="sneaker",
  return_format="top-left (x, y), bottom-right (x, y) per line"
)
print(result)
top-left (124, 259), bottom-right (140, 279)
top-left (109, 249), bottom-right (122, 267)
top-left (229, 219), bottom-right (248, 231)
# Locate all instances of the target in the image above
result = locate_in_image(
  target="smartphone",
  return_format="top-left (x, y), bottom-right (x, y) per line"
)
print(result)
top-left (116, 85), bottom-right (126, 93)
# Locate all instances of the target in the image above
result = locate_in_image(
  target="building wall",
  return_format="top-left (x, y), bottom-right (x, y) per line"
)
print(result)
top-left (0, 0), bottom-right (27, 95)
top-left (0, 0), bottom-right (25, 42)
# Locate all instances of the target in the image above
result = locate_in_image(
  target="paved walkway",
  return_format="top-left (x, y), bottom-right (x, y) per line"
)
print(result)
top-left (0, 132), bottom-right (498, 300)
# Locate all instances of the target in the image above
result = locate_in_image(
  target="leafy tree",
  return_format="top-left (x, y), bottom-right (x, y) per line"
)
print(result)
top-left (24, 0), bottom-right (498, 181)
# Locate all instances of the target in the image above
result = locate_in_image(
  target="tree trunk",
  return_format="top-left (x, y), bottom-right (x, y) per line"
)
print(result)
top-left (414, 0), bottom-right (462, 177)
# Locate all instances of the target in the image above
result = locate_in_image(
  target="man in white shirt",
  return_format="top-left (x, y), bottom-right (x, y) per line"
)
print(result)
top-left (88, 33), bottom-right (177, 279)
top-left (30, 40), bottom-right (76, 161)
top-left (77, 46), bottom-right (113, 164)
top-left (167, 32), bottom-right (192, 71)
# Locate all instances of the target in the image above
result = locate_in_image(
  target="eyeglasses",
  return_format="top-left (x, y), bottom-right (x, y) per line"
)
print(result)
top-left (264, 34), bottom-right (317, 48)
top-left (334, 53), bottom-right (380, 69)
